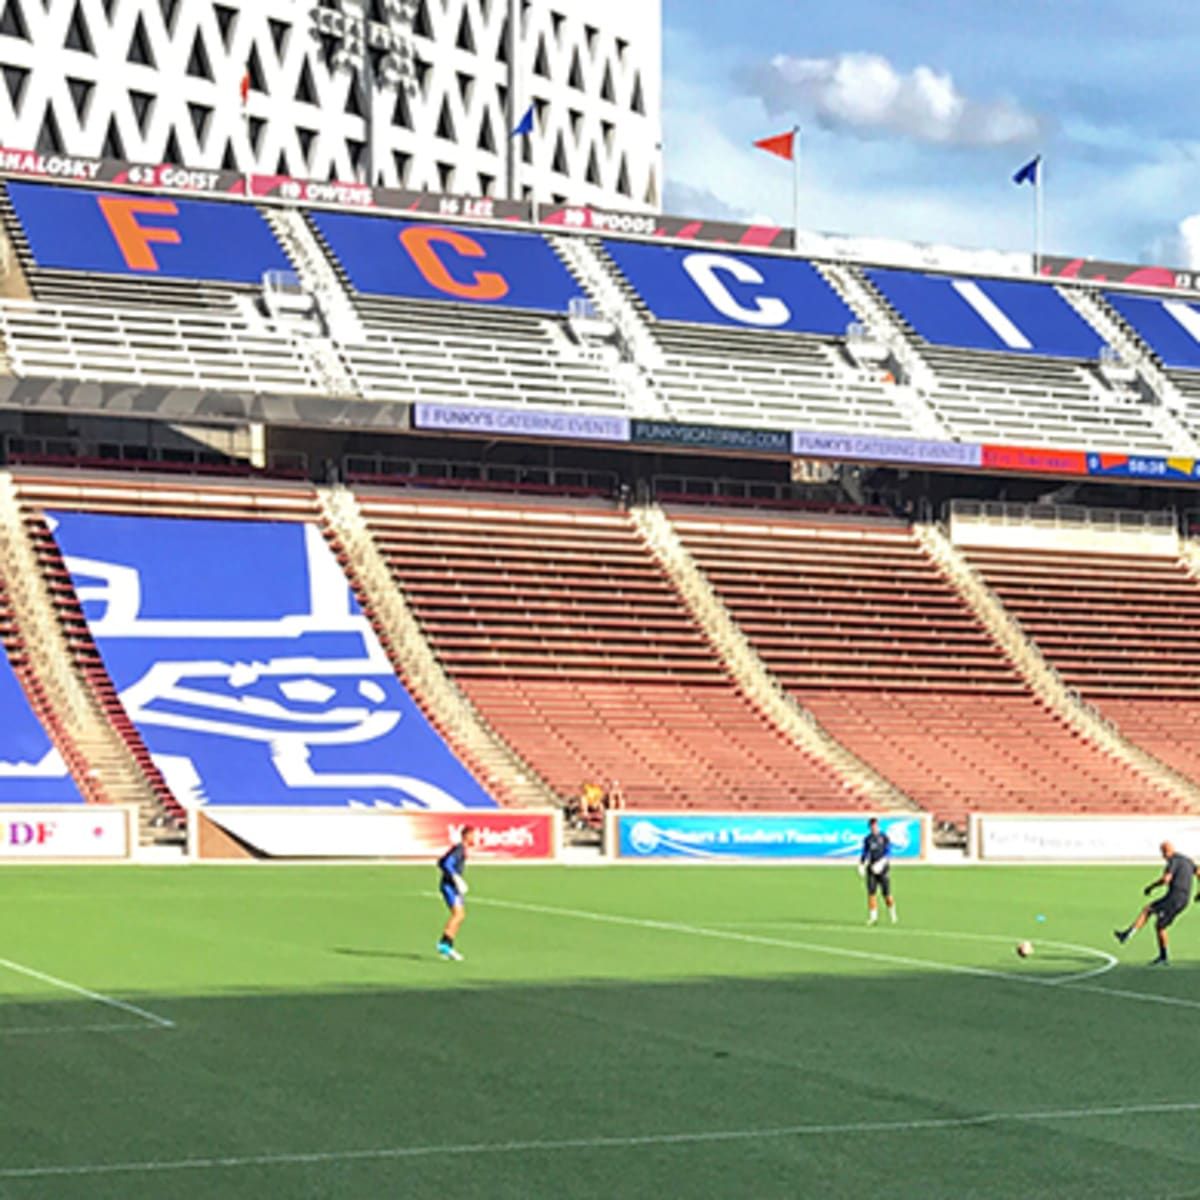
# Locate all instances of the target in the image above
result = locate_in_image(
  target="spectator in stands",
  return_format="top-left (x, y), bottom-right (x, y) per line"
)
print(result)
top-left (605, 778), bottom-right (626, 812)
top-left (577, 780), bottom-right (605, 827)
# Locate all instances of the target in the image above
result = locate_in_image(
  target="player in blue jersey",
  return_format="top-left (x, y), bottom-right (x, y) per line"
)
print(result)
top-left (859, 817), bottom-right (897, 925)
top-left (436, 825), bottom-right (476, 961)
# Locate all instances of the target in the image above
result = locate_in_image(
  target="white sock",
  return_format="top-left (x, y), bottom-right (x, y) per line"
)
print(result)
top-left (868, 909), bottom-right (878, 924)
top-left (889, 905), bottom-right (898, 923)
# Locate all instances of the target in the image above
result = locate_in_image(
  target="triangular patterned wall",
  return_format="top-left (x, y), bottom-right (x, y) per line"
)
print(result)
top-left (0, 0), bottom-right (661, 210)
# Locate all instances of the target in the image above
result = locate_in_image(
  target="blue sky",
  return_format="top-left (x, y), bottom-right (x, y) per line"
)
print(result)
top-left (661, 1), bottom-right (1200, 266)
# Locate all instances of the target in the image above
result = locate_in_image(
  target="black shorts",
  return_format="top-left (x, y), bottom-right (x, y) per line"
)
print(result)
top-left (1151, 894), bottom-right (1188, 929)
top-left (866, 866), bottom-right (891, 897)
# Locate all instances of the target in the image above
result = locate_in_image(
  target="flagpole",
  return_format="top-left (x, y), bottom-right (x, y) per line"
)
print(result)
top-left (242, 107), bottom-right (251, 198)
top-left (1034, 157), bottom-right (1044, 274)
top-left (791, 125), bottom-right (800, 253)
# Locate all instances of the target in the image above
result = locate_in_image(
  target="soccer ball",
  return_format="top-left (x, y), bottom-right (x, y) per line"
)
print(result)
top-left (1016, 940), bottom-right (1034, 958)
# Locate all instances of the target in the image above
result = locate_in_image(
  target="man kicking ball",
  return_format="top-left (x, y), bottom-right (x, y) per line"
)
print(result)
top-left (436, 825), bottom-right (476, 961)
top-left (859, 817), bottom-right (897, 926)
top-left (1114, 840), bottom-right (1196, 966)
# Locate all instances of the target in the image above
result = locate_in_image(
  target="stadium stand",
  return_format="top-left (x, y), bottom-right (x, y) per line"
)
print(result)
top-left (590, 238), bottom-right (926, 434)
top-left (856, 266), bottom-right (1179, 453)
top-left (0, 571), bottom-right (85, 803)
top-left (354, 489), bottom-right (863, 810)
top-left (1094, 287), bottom-right (1200, 443)
top-left (12, 470), bottom-right (495, 813)
top-left (960, 506), bottom-right (1200, 787)
top-left (0, 182), bottom-right (334, 400)
top-left (667, 507), bottom-right (1172, 827)
top-left (301, 210), bottom-right (629, 413)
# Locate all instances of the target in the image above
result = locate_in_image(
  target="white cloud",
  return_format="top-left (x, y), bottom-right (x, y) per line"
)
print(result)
top-left (1170, 214), bottom-right (1200, 269)
top-left (737, 52), bottom-right (1041, 148)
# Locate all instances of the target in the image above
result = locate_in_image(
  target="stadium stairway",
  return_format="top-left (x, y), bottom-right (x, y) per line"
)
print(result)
top-left (0, 471), bottom-right (184, 839)
top-left (813, 260), bottom-right (949, 439)
top-left (1055, 285), bottom-right (1197, 452)
top-left (630, 502), bottom-right (916, 812)
top-left (920, 522), bottom-right (1200, 811)
top-left (257, 207), bottom-right (367, 344)
top-left (318, 484), bottom-right (559, 809)
top-left (351, 489), bottom-right (859, 811)
top-left (548, 234), bottom-right (673, 419)
top-left (666, 507), bottom-right (1180, 828)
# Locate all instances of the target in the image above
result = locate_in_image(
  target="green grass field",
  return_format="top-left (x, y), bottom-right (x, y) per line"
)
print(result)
top-left (1, 863), bottom-right (1198, 1199)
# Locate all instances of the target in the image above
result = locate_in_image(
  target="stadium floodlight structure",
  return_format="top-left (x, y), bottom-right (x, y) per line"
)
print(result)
top-left (309, 0), bottom-right (417, 187)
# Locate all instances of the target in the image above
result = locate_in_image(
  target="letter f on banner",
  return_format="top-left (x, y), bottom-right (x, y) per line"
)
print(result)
top-left (96, 196), bottom-right (183, 271)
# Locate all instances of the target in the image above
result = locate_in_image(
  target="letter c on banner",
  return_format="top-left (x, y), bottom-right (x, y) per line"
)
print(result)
top-left (399, 226), bottom-right (509, 302)
top-left (96, 196), bottom-right (183, 271)
top-left (681, 252), bottom-right (790, 328)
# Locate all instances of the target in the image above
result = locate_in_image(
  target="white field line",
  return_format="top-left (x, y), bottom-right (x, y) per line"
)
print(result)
top-left (709, 920), bottom-right (1118, 985)
top-left (0, 956), bottom-right (175, 1030)
top-left (0, 1022), bottom-right (165, 1038)
top-left (3, 1100), bottom-right (1200, 1180)
top-left (469, 896), bottom-right (1121, 996)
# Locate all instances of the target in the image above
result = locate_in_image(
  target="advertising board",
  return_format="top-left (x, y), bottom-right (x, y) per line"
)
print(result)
top-left (193, 807), bottom-right (559, 861)
top-left (974, 815), bottom-right (1200, 862)
top-left (0, 806), bottom-right (132, 860)
top-left (608, 812), bottom-right (926, 862)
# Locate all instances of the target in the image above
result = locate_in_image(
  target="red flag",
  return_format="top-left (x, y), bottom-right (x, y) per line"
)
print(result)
top-left (239, 69), bottom-right (251, 105)
top-left (754, 131), bottom-right (796, 161)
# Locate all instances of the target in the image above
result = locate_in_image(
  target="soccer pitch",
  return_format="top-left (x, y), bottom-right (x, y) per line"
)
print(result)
top-left (1, 864), bottom-right (1198, 1199)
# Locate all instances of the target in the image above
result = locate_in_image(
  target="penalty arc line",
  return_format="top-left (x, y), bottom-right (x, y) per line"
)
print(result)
top-left (3, 1100), bottom-right (1200, 1180)
top-left (0, 957), bottom-right (175, 1030)
top-left (709, 920), bottom-right (1118, 986)
top-left (468, 895), bottom-right (1124, 996)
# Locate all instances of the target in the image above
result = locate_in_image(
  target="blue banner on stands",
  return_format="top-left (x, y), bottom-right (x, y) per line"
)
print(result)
top-left (49, 512), bottom-right (496, 810)
top-left (613, 813), bottom-right (924, 862)
top-left (792, 430), bottom-right (983, 467)
top-left (311, 211), bottom-right (580, 312)
top-left (602, 239), bottom-right (856, 335)
top-left (1102, 291), bottom-right (1200, 370)
top-left (866, 267), bottom-right (1104, 359)
top-left (6, 180), bottom-right (290, 283)
top-left (0, 650), bottom-right (83, 803)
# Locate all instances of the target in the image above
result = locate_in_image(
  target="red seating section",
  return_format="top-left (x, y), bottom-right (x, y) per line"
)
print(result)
top-left (967, 545), bottom-right (1200, 786)
top-left (671, 512), bottom-right (1169, 825)
top-left (0, 573), bottom-right (105, 803)
top-left (357, 493), bottom-right (857, 810)
top-left (22, 513), bottom-right (185, 820)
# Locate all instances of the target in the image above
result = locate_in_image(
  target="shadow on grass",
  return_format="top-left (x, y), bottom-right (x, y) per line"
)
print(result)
top-left (2, 962), bottom-right (1200, 1199)
top-left (332, 947), bottom-right (432, 963)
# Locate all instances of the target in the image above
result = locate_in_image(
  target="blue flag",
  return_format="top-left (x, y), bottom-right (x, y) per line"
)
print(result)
top-left (1012, 155), bottom-right (1040, 186)
top-left (511, 104), bottom-right (535, 138)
